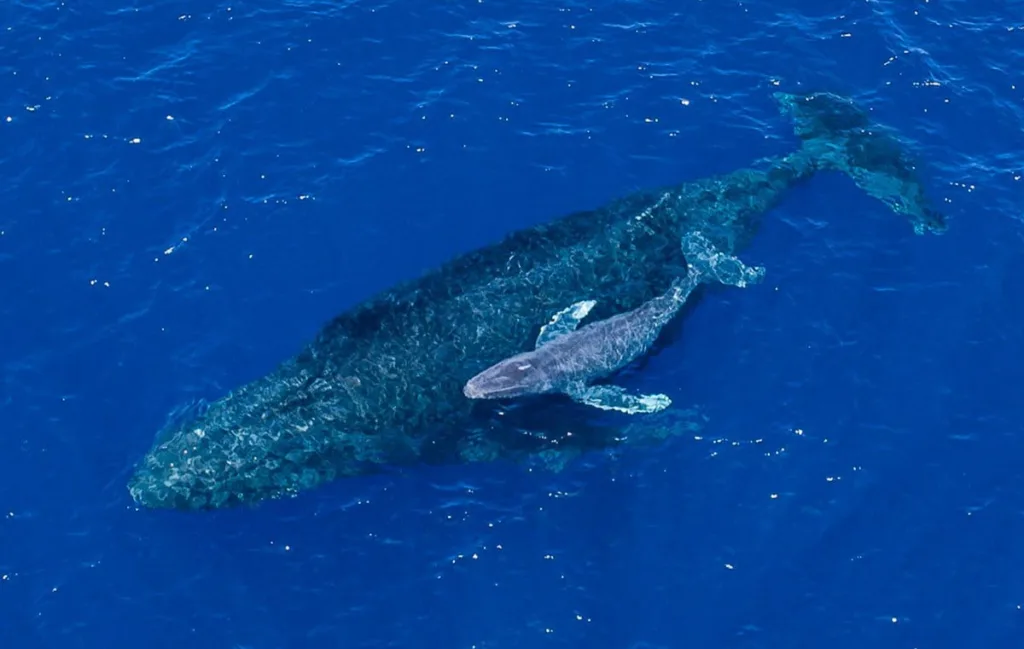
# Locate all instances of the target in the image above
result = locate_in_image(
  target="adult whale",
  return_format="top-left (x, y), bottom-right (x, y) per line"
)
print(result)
top-left (128, 92), bottom-right (946, 511)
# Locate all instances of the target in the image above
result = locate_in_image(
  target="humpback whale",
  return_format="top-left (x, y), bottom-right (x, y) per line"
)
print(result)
top-left (463, 231), bottom-right (767, 413)
top-left (128, 91), bottom-right (946, 511)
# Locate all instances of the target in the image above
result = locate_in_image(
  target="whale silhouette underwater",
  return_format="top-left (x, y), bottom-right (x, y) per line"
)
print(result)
top-left (128, 91), bottom-right (946, 511)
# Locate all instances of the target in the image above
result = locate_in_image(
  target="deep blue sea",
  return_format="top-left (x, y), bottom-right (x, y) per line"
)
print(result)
top-left (2, 1), bottom-right (1023, 647)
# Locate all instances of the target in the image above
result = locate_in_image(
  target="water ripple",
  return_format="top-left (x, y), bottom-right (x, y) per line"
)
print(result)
top-left (1, 0), bottom-right (1023, 647)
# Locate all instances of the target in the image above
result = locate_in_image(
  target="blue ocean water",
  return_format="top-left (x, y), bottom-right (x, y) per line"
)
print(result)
top-left (2, 0), bottom-right (1022, 647)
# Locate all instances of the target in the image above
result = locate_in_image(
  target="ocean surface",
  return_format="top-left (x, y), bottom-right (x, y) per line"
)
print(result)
top-left (2, 1), bottom-right (1022, 647)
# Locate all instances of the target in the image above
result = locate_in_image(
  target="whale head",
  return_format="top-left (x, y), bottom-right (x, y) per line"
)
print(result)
top-left (463, 352), bottom-right (553, 400)
top-left (126, 362), bottom-right (387, 510)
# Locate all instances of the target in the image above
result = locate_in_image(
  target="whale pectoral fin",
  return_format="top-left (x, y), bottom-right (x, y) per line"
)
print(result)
top-left (535, 299), bottom-right (597, 348)
top-left (565, 384), bottom-right (671, 415)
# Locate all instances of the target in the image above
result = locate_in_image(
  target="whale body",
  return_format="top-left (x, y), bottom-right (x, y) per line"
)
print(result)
top-left (128, 92), bottom-right (946, 510)
top-left (463, 231), bottom-right (767, 414)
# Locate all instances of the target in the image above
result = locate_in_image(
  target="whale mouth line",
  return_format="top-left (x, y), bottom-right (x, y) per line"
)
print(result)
top-left (463, 379), bottom-right (529, 400)
top-left (464, 382), bottom-right (502, 400)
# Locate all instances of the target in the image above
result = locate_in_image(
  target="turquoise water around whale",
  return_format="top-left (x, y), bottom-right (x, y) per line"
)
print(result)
top-left (1, 1), bottom-right (1023, 647)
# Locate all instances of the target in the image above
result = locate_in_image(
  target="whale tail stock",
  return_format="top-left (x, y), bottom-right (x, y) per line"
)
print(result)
top-left (773, 91), bottom-right (947, 236)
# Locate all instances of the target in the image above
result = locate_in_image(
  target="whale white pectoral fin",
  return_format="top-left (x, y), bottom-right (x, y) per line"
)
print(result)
top-left (565, 384), bottom-right (672, 415)
top-left (535, 299), bottom-right (597, 348)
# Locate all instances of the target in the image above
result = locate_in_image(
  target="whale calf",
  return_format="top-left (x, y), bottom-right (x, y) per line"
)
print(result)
top-left (463, 231), bottom-right (766, 413)
top-left (128, 91), bottom-right (947, 511)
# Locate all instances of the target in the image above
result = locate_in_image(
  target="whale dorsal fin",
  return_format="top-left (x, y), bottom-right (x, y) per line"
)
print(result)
top-left (534, 299), bottom-right (596, 348)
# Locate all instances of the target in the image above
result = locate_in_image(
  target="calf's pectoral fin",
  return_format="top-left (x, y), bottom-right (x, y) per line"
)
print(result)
top-left (535, 299), bottom-right (597, 348)
top-left (565, 383), bottom-right (672, 415)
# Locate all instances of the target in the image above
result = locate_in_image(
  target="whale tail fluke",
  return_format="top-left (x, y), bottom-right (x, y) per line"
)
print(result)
top-left (774, 91), bottom-right (947, 236)
top-left (679, 230), bottom-right (766, 289)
